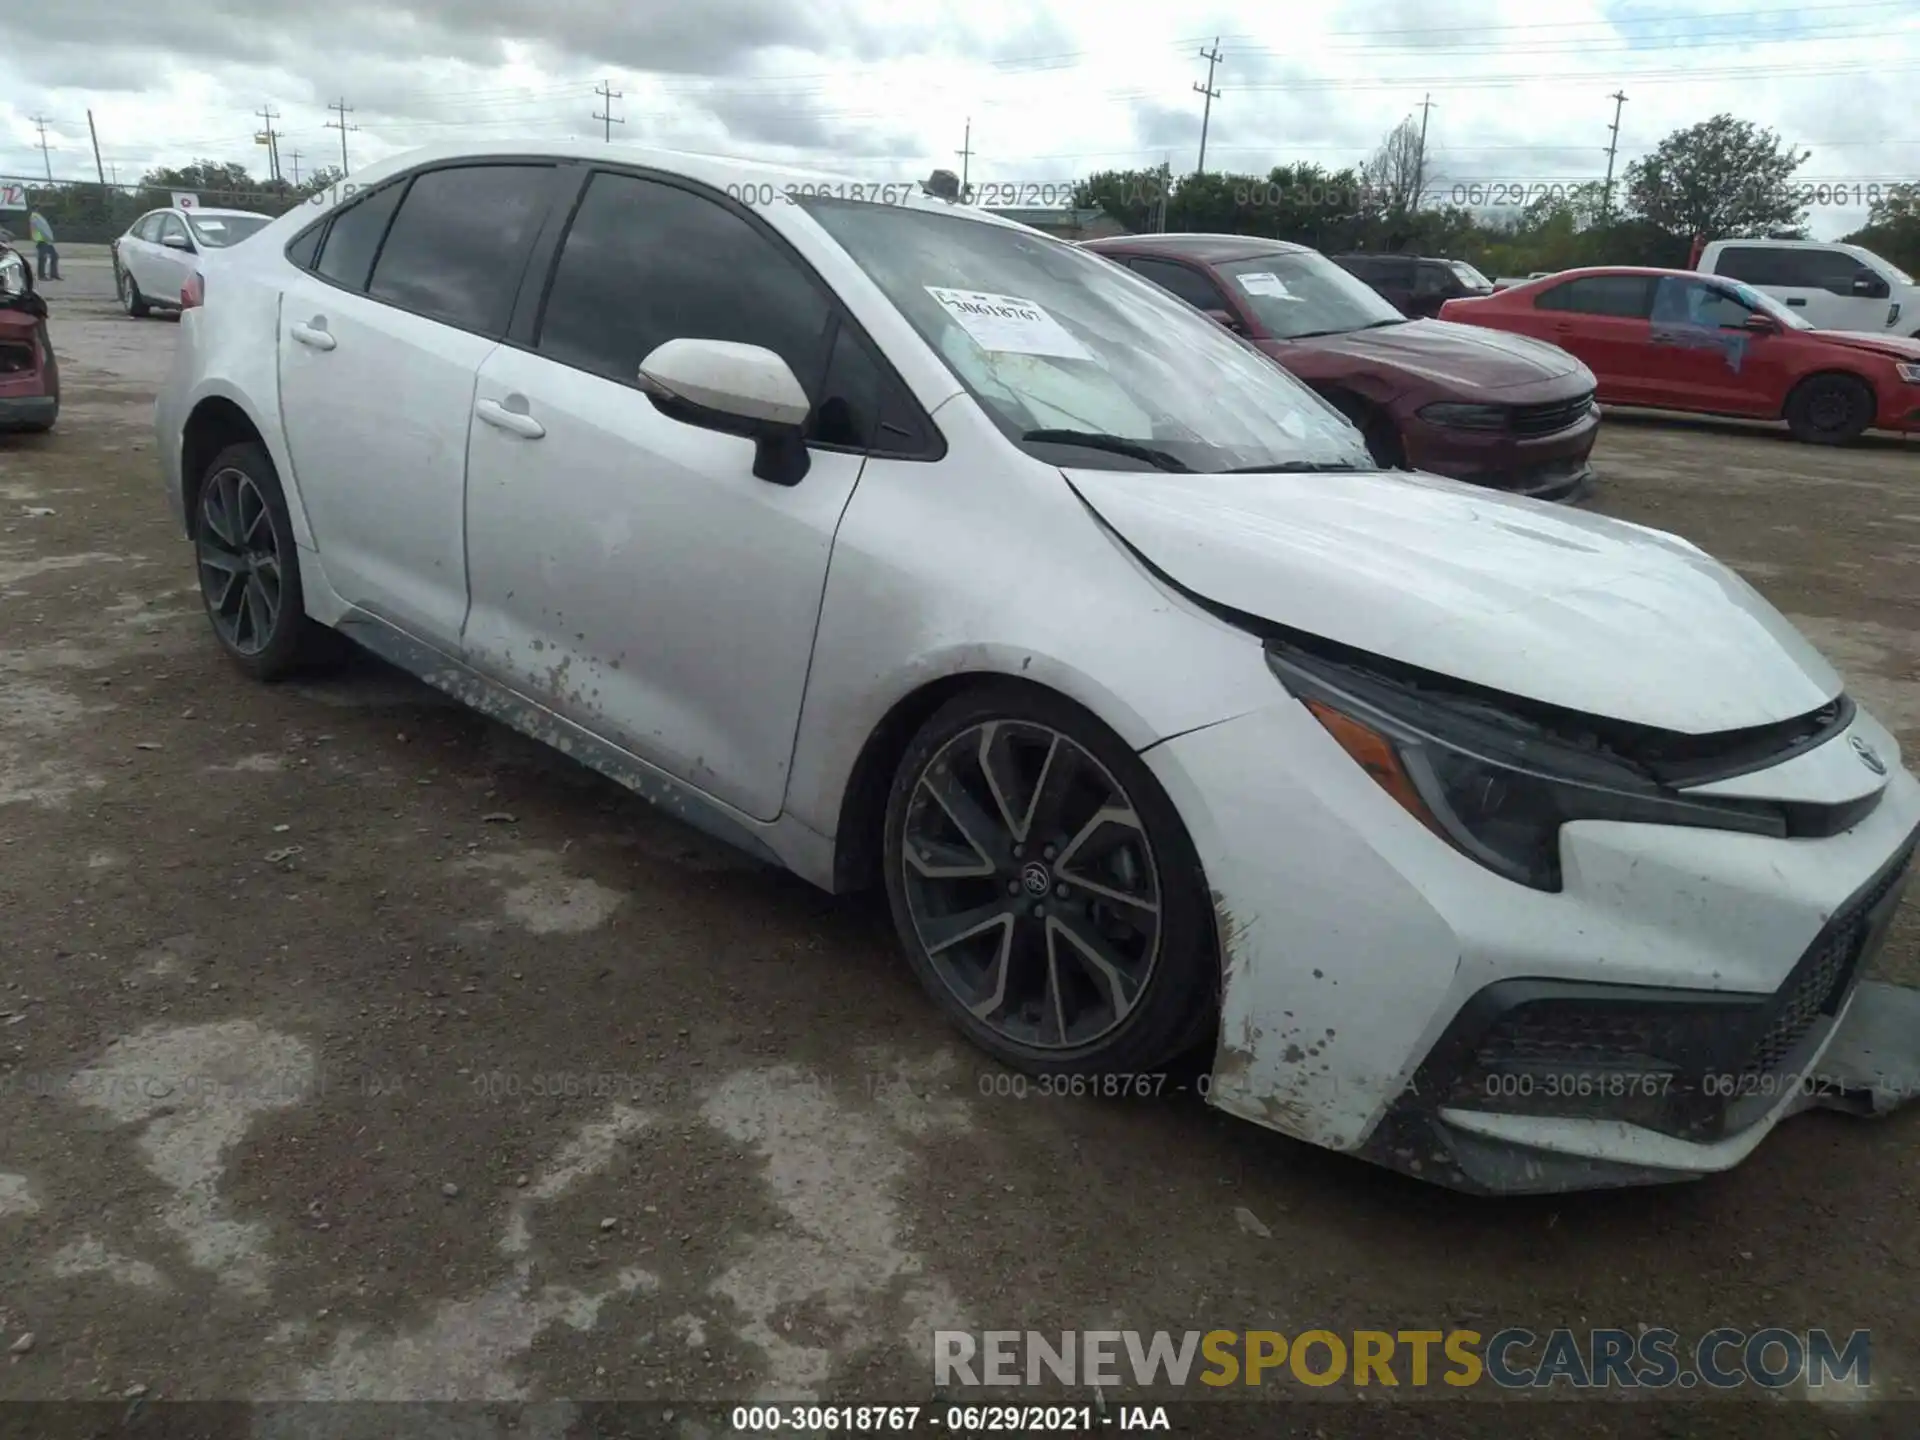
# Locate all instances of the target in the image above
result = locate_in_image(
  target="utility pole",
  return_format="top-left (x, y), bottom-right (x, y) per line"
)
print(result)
top-left (326, 98), bottom-right (357, 174)
top-left (255, 105), bottom-right (282, 184)
top-left (86, 110), bottom-right (106, 186)
top-left (1602, 90), bottom-right (1629, 223)
top-left (956, 118), bottom-right (973, 201)
top-left (1412, 94), bottom-right (1436, 208)
top-left (30, 114), bottom-right (54, 182)
top-left (1193, 39), bottom-right (1223, 175)
top-left (593, 80), bottom-right (624, 143)
top-left (287, 149), bottom-right (303, 187)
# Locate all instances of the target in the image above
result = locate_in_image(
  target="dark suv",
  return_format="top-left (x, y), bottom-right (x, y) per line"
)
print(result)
top-left (1332, 254), bottom-right (1495, 319)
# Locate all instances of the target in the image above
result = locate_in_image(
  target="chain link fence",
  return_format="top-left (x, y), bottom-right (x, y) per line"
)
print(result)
top-left (1, 176), bottom-right (320, 245)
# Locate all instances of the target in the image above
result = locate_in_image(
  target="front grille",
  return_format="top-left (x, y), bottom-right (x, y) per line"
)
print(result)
top-left (1735, 845), bottom-right (1913, 1077)
top-left (1510, 391), bottom-right (1595, 437)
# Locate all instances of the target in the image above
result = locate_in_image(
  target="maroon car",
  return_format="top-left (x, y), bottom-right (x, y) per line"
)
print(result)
top-left (0, 234), bottom-right (57, 433)
top-left (1080, 234), bottom-right (1599, 499)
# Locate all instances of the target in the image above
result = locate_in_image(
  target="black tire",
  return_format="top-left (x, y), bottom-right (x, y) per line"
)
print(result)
top-left (118, 264), bottom-right (150, 319)
top-left (192, 441), bottom-right (343, 680)
top-left (882, 683), bottom-right (1218, 1076)
top-left (1326, 391), bottom-right (1406, 468)
top-left (1784, 373), bottom-right (1874, 446)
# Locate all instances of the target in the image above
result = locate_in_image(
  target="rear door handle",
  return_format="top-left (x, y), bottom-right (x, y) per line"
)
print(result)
top-left (290, 320), bottom-right (336, 351)
top-left (476, 396), bottom-right (545, 439)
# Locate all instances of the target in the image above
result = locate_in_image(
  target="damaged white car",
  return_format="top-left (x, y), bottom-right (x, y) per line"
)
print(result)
top-left (154, 141), bottom-right (1920, 1193)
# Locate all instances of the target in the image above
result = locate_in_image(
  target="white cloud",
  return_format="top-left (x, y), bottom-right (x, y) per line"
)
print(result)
top-left (2, 0), bottom-right (1914, 238)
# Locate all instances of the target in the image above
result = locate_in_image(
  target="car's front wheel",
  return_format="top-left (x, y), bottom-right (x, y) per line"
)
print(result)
top-left (883, 684), bottom-right (1218, 1075)
top-left (193, 441), bottom-right (341, 680)
top-left (1784, 373), bottom-right (1874, 445)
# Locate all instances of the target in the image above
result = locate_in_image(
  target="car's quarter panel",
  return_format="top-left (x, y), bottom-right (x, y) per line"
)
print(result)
top-left (275, 275), bottom-right (495, 647)
top-left (780, 398), bottom-right (1288, 846)
top-left (1065, 465), bottom-right (1842, 733)
top-left (460, 345), bottom-right (864, 823)
top-left (1145, 693), bottom-right (1920, 1164)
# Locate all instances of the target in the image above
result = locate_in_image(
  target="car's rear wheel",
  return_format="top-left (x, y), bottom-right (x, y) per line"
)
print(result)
top-left (1784, 373), bottom-right (1874, 445)
top-left (193, 441), bottom-right (341, 680)
top-left (882, 684), bottom-right (1217, 1075)
top-left (118, 265), bottom-right (150, 319)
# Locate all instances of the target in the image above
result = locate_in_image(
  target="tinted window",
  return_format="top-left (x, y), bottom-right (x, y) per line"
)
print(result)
top-left (367, 165), bottom-right (554, 332)
top-left (537, 172), bottom-right (832, 398)
top-left (805, 320), bottom-right (931, 455)
top-left (1712, 246), bottom-right (1791, 285)
top-left (1413, 262), bottom-right (1454, 298)
top-left (1536, 275), bottom-right (1654, 319)
top-left (1335, 256), bottom-right (1378, 279)
top-left (1651, 276), bottom-right (1752, 329)
top-left (315, 181), bottom-right (405, 292)
top-left (1127, 257), bottom-right (1231, 312)
top-left (285, 221), bottom-right (323, 271)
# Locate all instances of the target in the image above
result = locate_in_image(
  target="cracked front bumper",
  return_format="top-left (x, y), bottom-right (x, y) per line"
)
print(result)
top-left (1144, 694), bottom-right (1920, 1194)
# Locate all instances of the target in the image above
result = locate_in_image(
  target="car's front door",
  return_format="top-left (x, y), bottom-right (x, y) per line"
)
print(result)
top-left (275, 161), bottom-right (562, 647)
top-left (150, 212), bottom-right (199, 300)
top-left (1645, 275), bottom-right (1793, 414)
top-left (461, 170), bottom-right (927, 821)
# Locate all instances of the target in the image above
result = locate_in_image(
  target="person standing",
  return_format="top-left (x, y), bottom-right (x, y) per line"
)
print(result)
top-left (29, 211), bottom-right (59, 281)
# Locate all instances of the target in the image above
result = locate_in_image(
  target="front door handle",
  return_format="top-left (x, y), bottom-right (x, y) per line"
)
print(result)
top-left (476, 396), bottom-right (545, 439)
top-left (290, 320), bottom-right (336, 351)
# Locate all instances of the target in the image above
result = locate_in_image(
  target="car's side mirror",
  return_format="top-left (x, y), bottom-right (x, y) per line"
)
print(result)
top-left (1742, 313), bottom-right (1780, 334)
top-left (638, 338), bottom-right (812, 486)
top-left (1204, 308), bottom-right (1243, 333)
top-left (1850, 273), bottom-right (1887, 298)
top-left (162, 233), bottom-right (193, 251)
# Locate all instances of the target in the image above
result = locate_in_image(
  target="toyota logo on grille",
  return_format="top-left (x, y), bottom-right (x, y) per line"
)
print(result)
top-left (1851, 735), bottom-right (1887, 776)
top-left (1020, 861), bottom-right (1052, 896)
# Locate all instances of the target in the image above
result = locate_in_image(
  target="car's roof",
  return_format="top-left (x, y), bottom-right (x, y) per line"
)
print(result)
top-left (1081, 232), bottom-right (1313, 264)
top-left (301, 138), bottom-right (1023, 231)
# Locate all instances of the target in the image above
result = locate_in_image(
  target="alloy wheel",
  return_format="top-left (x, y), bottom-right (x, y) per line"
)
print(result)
top-left (898, 720), bottom-right (1163, 1050)
top-left (197, 467), bottom-right (284, 656)
top-left (1806, 384), bottom-right (1854, 434)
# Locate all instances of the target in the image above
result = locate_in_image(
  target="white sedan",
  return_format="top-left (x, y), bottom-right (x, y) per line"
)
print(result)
top-left (112, 206), bottom-right (272, 317)
top-left (152, 140), bottom-right (1920, 1194)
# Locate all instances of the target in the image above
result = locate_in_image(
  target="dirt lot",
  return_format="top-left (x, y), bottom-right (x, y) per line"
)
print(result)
top-left (1, 245), bottom-right (1918, 1435)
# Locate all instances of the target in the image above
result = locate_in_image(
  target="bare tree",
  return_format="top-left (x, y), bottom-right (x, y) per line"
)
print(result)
top-left (1367, 117), bottom-right (1427, 218)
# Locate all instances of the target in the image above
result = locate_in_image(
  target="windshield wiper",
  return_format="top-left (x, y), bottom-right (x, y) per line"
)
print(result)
top-left (1358, 317), bottom-right (1411, 329)
top-left (1281, 319), bottom-right (1407, 340)
top-left (1222, 459), bottom-right (1367, 474)
top-left (1021, 429), bottom-right (1193, 472)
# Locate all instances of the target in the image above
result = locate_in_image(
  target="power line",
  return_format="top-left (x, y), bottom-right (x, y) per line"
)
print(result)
top-left (1193, 38), bottom-right (1223, 174)
top-left (325, 98), bottom-right (358, 174)
top-left (592, 79), bottom-right (624, 142)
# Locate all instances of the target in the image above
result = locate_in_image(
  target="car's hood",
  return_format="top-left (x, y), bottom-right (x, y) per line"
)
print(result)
top-left (1810, 328), bottom-right (1920, 362)
top-left (1067, 466), bottom-right (1841, 734)
top-left (1275, 319), bottom-right (1587, 394)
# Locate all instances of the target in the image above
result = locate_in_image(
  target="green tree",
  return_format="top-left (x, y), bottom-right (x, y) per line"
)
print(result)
top-left (1842, 184), bottom-right (1920, 277)
top-left (1622, 115), bottom-right (1809, 243)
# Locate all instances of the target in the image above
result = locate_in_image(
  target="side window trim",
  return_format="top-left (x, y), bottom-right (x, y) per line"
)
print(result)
top-left (519, 163), bottom-right (944, 462)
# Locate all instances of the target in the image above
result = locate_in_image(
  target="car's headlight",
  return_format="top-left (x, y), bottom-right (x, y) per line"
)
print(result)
top-left (1266, 643), bottom-right (1786, 891)
top-left (1897, 361), bottom-right (1920, 384)
top-left (0, 250), bottom-right (25, 299)
top-left (1418, 401), bottom-right (1507, 431)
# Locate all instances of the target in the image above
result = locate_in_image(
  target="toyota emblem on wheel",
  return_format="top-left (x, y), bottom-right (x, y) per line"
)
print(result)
top-left (1851, 735), bottom-right (1887, 775)
top-left (1020, 861), bottom-right (1052, 896)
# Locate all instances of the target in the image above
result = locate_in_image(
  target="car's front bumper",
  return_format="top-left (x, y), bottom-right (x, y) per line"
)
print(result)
top-left (1398, 400), bottom-right (1599, 500)
top-left (1145, 693), bottom-right (1920, 1194)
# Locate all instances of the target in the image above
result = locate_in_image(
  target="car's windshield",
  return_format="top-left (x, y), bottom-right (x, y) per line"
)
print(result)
top-left (800, 198), bottom-right (1370, 473)
top-left (1449, 260), bottom-right (1493, 290)
top-left (1213, 252), bottom-right (1407, 341)
top-left (188, 214), bottom-right (270, 248)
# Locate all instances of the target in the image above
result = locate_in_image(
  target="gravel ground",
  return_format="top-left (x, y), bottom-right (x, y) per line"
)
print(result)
top-left (1, 245), bottom-right (1917, 1437)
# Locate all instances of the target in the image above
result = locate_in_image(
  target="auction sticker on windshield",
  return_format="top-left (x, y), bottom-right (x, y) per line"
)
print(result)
top-left (926, 288), bottom-right (1092, 360)
top-left (1236, 271), bottom-right (1298, 299)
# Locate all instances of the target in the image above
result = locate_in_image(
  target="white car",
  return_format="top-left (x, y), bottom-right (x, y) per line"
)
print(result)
top-left (153, 141), bottom-right (1920, 1194)
top-left (112, 206), bottom-right (272, 318)
top-left (1698, 237), bottom-right (1919, 339)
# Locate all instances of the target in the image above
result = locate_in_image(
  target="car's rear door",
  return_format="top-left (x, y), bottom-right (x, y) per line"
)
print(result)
top-left (122, 213), bottom-right (169, 297)
top-left (1530, 274), bottom-right (1657, 404)
top-left (275, 159), bottom-right (564, 649)
top-left (460, 168), bottom-right (931, 821)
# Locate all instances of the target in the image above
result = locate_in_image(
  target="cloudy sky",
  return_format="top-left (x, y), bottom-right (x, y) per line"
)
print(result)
top-left (2, 0), bottom-right (1916, 238)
